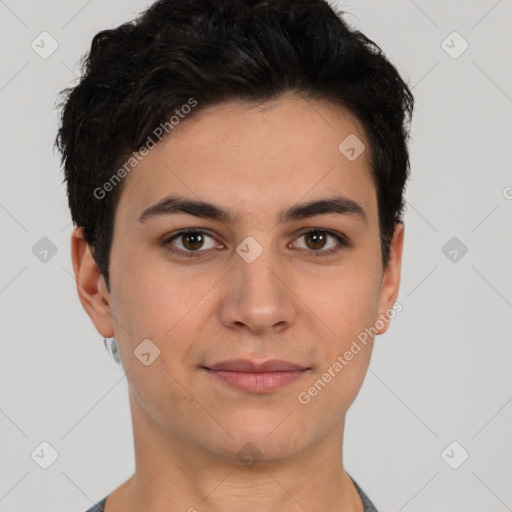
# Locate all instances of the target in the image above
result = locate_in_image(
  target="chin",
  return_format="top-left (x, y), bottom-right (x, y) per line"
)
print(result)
top-left (200, 415), bottom-right (311, 466)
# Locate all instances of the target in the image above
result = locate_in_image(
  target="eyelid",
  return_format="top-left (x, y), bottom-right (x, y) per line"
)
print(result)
top-left (290, 228), bottom-right (350, 256)
top-left (163, 228), bottom-right (350, 258)
top-left (163, 229), bottom-right (223, 251)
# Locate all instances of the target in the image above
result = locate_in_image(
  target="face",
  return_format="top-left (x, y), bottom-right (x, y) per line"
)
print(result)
top-left (73, 92), bottom-right (403, 464)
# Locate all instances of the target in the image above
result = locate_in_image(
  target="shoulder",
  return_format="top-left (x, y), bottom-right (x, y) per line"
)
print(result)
top-left (83, 496), bottom-right (108, 512)
top-left (350, 476), bottom-right (379, 512)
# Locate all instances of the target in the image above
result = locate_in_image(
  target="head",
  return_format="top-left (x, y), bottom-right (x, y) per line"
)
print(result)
top-left (56, 0), bottom-right (413, 465)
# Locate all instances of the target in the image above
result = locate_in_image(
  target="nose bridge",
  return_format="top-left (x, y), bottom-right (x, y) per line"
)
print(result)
top-left (220, 236), bottom-right (295, 333)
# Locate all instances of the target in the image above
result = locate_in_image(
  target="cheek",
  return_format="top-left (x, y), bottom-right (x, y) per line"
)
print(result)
top-left (295, 269), bottom-right (381, 416)
top-left (110, 247), bottom-right (180, 330)
top-left (108, 253), bottom-right (200, 426)
top-left (108, 248), bottom-right (216, 375)
top-left (304, 262), bottom-right (382, 343)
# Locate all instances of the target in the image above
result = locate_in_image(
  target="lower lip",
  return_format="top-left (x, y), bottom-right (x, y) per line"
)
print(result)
top-left (204, 369), bottom-right (308, 393)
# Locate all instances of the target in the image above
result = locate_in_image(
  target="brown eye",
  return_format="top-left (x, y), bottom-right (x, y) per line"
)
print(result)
top-left (291, 229), bottom-right (348, 257)
top-left (181, 231), bottom-right (205, 251)
top-left (164, 230), bottom-right (219, 257)
top-left (304, 231), bottom-right (329, 250)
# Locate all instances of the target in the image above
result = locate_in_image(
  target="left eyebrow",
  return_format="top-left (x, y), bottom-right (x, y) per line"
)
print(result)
top-left (137, 195), bottom-right (367, 225)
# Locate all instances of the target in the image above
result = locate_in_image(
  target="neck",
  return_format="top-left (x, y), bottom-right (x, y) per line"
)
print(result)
top-left (105, 388), bottom-right (364, 512)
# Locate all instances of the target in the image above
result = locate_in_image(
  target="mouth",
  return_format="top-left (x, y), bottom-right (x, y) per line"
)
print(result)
top-left (202, 359), bottom-right (310, 393)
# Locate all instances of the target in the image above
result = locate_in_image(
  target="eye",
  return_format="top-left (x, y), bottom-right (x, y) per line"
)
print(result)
top-left (163, 228), bottom-right (349, 259)
top-left (290, 229), bottom-right (348, 257)
top-left (164, 230), bottom-right (221, 257)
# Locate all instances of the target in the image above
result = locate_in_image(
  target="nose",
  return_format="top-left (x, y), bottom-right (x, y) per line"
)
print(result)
top-left (218, 244), bottom-right (296, 335)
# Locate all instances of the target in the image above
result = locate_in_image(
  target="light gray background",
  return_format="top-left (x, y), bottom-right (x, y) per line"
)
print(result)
top-left (1, 1), bottom-right (511, 511)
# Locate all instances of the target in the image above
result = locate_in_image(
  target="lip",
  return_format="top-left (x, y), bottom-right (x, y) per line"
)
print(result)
top-left (203, 359), bottom-right (310, 393)
top-left (206, 359), bottom-right (308, 372)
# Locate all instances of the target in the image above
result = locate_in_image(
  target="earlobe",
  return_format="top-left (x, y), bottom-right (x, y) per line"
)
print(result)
top-left (376, 222), bottom-right (405, 335)
top-left (70, 227), bottom-right (114, 337)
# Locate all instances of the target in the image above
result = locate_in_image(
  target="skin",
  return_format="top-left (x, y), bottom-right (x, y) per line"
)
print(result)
top-left (71, 92), bottom-right (404, 512)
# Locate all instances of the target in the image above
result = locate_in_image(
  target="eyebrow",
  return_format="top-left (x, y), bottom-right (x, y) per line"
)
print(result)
top-left (137, 195), bottom-right (367, 225)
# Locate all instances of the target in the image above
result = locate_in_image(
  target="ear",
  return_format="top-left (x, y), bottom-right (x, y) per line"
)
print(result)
top-left (376, 222), bottom-right (404, 335)
top-left (70, 226), bottom-right (114, 337)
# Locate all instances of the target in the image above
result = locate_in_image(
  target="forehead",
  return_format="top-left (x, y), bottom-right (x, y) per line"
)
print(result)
top-left (115, 93), bottom-right (377, 227)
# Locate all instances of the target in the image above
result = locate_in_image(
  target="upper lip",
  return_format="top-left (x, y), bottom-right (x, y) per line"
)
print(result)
top-left (204, 359), bottom-right (309, 372)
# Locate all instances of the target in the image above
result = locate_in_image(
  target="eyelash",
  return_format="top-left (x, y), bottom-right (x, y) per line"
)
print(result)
top-left (163, 229), bottom-right (350, 259)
